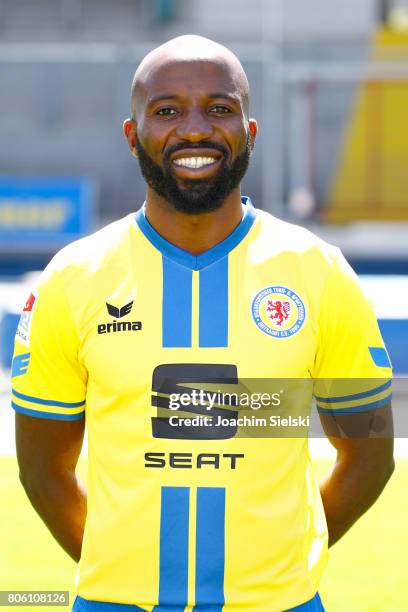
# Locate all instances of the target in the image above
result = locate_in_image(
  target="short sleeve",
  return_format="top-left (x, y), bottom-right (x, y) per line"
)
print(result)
top-left (11, 263), bottom-right (87, 420)
top-left (312, 248), bottom-right (392, 414)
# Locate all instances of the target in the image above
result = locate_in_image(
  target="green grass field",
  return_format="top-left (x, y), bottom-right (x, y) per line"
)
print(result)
top-left (1, 456), bottom-right (407, 612)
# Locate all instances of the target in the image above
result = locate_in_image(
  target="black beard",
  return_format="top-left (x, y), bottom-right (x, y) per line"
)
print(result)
top-left (135, 136), bottom-right (251, 215)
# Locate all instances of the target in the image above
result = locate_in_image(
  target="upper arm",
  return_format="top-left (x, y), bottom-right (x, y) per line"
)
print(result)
top-left (312, 248), bottom-right (392, 381)
top-left (319, 405), bottom-right (394, 460)
top-left (16, 413), bottom-right (85, 480)
top-left (311, 249), bottom-right (394, 472)
top-left (11, 263), bottom-right (87, 420)
top-left (312, 248), bottom-right (393, 429)
top-left (11, 259), bottom-right (88, 478)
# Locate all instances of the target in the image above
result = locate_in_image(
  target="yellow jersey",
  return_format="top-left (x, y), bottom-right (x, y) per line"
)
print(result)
top-left (11, 198), bottom-right (391, 611)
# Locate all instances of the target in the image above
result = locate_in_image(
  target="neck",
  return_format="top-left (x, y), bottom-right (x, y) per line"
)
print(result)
top-left (144, 187), bottom-right (244, 255)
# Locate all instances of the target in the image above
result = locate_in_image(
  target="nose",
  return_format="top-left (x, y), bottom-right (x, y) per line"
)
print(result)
top-left (175, 107), bottom-right (214, 143)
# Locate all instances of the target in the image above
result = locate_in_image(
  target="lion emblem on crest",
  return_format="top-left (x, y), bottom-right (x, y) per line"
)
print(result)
top-left (266, 300), bottom-right (291, 326)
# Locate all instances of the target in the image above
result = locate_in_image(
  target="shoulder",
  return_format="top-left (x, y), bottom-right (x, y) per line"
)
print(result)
top-left (40, 213), bottom-right (136, 289)
top-left (253, 208), bottom-right (342, 267)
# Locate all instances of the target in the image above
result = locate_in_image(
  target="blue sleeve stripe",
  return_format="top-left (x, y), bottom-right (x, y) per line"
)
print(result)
top-left (317, 393), bottom-right (392, 414)
top-left (369, 346), bottom-right (391, 368)
top-left (314, 379), bottom-right (391, 403)
top-left (12, 388), bottom-right (85, 408)
top-left (12, 401), bottom-right (85, 421)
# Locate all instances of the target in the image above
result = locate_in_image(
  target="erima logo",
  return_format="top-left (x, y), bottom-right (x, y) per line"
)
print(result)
top-left (106, 301), bottom-right (133, 318)
top-left (97, 300), bottom-right (142, 335)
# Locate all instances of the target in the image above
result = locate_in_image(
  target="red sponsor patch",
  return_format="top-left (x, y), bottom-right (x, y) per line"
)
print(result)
top-left (23, 293), bottom-right (36, 312)
top-left (16, 291), bottom-right (37, 346)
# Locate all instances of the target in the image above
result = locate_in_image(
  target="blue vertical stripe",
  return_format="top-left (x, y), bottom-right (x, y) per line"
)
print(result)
top-left (199, 258), bottom-right (229, 348)
top-left (162, 256), bottom-right (192, 348)
top-left (194, 487), bottom-right (226, 611)
top-left (153, 487), bottom-right (190, 612)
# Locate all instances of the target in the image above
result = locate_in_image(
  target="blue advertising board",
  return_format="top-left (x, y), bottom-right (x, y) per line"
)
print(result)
top-left (0, 177), bottom-right (95, 249)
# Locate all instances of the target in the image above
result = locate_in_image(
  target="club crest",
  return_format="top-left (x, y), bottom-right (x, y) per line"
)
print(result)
top-left (251, 286), bottom-right (306, 338)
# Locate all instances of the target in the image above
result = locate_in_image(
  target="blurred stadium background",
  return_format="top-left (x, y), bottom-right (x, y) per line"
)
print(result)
top-left (0, 1), bottom-right (407, 610)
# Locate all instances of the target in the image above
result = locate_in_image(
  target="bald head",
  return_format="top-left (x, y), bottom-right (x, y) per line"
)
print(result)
top-left (130, 35), bottom-right (250, 119)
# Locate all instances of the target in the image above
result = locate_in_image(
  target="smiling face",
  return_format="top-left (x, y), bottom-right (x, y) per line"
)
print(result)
top-left (124, 40), bottom-right (257, 214)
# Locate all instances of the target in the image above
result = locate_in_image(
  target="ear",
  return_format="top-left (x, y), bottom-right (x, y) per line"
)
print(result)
top-left (248, 119), bottom-right (258, 151)
top-left (123, 118), bottom-right (138, 158)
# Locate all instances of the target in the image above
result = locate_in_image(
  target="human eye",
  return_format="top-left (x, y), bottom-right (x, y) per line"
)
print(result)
top-left (156, 107), bottom-right (178, 117)
top-left (209, 105), bottom-right (233, 114)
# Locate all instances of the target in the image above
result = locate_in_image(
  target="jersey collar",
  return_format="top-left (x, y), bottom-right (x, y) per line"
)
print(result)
top-left (135, 196), bottom-right (257, 271)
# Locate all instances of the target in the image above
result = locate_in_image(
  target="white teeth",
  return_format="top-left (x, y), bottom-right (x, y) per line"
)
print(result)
top-left (173, 156), bottom-right (217, 169)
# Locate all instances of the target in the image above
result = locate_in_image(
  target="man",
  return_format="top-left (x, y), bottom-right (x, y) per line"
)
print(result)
top-left (12, 36), bottom-right (394, 611)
